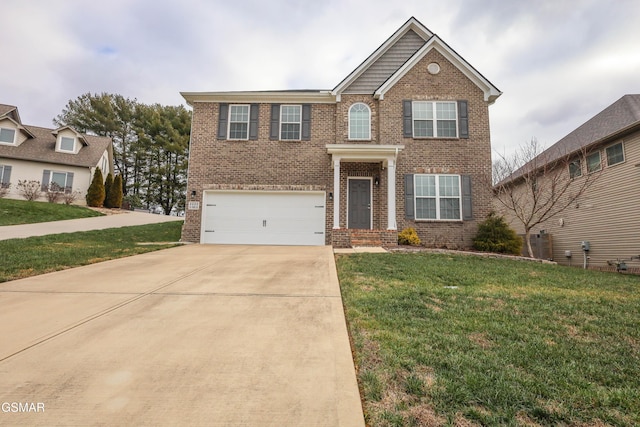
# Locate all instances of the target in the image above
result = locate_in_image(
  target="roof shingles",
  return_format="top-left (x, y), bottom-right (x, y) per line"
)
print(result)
top-left (0, 111), bottom-right (112, 168)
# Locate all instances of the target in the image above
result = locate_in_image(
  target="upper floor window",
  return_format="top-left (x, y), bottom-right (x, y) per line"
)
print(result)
top-left (349, 103), bottom-right (371, 140)
top-left (568, 159), bottom-right (582, 178)
top-left (60, 136), bottom-right (75, 152)
top-left (605, 142), bottom-right (624, 166)
top-left (587, 151), bottom-right (601, 173)
top-left (414, 174), bottom-right (461, 220)
top-left (280, 105), bottom-right (301, 140)
top-left (228, 105), bottom-right (249, 140)
top-left (412, 101), bottom-right (457, 138)
top-left (0, 127), bottom-right (16, 144)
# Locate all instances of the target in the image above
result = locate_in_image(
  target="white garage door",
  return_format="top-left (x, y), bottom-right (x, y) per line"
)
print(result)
top-left (202, 191), bottom-right (326, 245)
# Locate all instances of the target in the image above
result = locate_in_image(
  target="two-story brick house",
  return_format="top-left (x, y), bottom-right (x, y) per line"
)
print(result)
top-left (181, 17), bottom-right (501, 247)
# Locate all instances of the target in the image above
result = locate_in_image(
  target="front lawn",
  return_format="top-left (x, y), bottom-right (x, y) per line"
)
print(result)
top-left (0, 222), bottom-right (182, 282)
top-left (0, 198), bottom-right (103, 225)
top-left (337, 252), bottom-right (640, 426)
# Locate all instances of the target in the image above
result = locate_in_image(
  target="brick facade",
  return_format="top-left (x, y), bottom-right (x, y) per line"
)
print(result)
top-left (182, 19), bottom-right (498, 248)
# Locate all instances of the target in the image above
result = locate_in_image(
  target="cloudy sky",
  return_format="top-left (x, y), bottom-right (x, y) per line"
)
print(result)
top-left (3, 0), bottom-right (639, 158)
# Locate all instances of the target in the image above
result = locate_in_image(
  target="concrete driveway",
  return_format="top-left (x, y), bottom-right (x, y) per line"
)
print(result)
top-left (0, 245), bottom-right (365, 426)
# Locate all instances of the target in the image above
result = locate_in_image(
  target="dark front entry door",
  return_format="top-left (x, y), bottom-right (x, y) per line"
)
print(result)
top-left (348, 179), bottom-right (371, 229)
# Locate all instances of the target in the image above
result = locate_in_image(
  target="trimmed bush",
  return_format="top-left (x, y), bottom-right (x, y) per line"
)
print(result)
top-left (398, 227), bottom-right (421, 246)
top-left (103, 173), bottom-right (113, 208)
top-left (108, 174), bottom-right (123, 208)
top-left (473, 212), bottom-right (523, 255)
top-left (86, 167), bottom-right (105, 207)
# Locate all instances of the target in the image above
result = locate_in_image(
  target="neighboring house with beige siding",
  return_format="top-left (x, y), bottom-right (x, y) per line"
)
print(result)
top-left (0, 104), bottom-right (113, 204)
top-left (495, 94), bottom-right (640, 271)
top-left (181, 17), bottom-right (501, 247)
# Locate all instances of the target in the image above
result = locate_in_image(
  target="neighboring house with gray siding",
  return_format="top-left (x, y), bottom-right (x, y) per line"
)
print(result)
top-left (181, 17), bottom-right (501, 247)
top-left (495, 94), bottom-right (640, 271)
top-left (0, 104), bottom-right (113, 204)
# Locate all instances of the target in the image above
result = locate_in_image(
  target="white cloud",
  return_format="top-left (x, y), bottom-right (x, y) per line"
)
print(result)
top-left (2, 0), bottom-right (639, 158)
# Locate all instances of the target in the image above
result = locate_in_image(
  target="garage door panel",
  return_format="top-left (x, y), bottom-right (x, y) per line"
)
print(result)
top-left (202, 192), bottom-right (326, 246)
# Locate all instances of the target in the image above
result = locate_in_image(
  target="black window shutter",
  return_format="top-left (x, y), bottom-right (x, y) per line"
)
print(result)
top-left (462, 175), bottom-right (473, 220)
top-left (1, 165), bottom-right (11, 187)
top-left (217, 103), bottom-right (228, 140)
top-left (402, 100), bottom-right (413, 138)
top-left (270, 104), bottom-right (280, 140)
top-left (458, 100), bottom-right (469, 139)
top-left (249, 104), bottom-right (259, 140)
top-left (301, 104), bottom-right (311, 140)
top-left (404, 174), bottom-right (415, 219)
top-left (66, 172), bottom-right (74, 194)
top-left (41, 170), bottom-right (50, 191)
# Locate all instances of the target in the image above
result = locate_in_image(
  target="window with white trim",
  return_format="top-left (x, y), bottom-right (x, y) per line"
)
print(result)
top-left (60, 136), bottom-right (75, 152)
top-left (606, 142), bottom-right (624, 166)
top-left (413, 101), bottom-right (457, 138)
top-left (228, 105), bottom-right (249, 140)
top-left (280, 105), bottom-right (301, 140)
top-left (349, 103), bottom-right (371, 140)
top-left (587, 151), bottom-right (601, 173)
top-left (0, 164), bottom-right (11, 188)
top-left (414, 174), bottom-right (461, 220)
top-left (568, 159), bottom-right (582, 178)
top-left (0, 127), bottom-right (16, 144)
top-left (45, 171), bottom-right (73, 192)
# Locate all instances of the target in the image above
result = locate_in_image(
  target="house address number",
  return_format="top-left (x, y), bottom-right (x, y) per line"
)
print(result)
top-left (188, 201), bottom-right (200, 210)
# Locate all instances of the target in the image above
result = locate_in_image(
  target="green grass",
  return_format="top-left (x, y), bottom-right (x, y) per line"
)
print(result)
top-left (0, 222), bottom-right (182, 282)
top-left (336, 252), bottom-right (640, 426)
top-left (0, 198), bottom-right (103, 225)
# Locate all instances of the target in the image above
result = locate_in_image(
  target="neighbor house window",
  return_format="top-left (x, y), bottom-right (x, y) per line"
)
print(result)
top-left (414, 174), bottom-right (461, 220)
top-left (606, 142), bottom-right (624, 166)
top-left (0, 127), bottom-right (16, 144)
top-left (413, 101), bottom-right (457, 138)
top-left (587, 151), bottom-right (601, 173)
top-left (349, 103), bottom-right (371, 140)
top-left (569, 159), bottom-right (582, 178)
top-left (60, 136), bottom-right (75, 152)
top-left (42, 169), bottom-right (74, 193)
top-left (228, 105), bottom-right (249, 140)
top-left (0, 164), bottom-right (11, 188)
top-left (280, 105), bottom-right (301, 140)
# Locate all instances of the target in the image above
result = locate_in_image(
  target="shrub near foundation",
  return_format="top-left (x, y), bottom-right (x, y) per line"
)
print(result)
top-left (473, 211), bottom-right (522, 255)
top-left (398, 227), bottom-right (421, 246)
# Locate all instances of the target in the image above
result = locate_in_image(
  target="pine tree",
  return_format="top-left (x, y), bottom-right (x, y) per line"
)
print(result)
top-left (86, 167), bottom-right (105, 207)
top-left (103, 173), bottom-right (114, 208)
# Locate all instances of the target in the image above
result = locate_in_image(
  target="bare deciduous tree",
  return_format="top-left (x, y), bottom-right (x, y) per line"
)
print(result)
top-left (493, 138), bottom-right (601, 258)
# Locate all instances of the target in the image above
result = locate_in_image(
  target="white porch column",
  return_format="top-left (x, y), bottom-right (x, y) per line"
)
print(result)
top-left (387, 158), bottom-right (396, 230)
top-left (333, 158), bottom-right (341, 229)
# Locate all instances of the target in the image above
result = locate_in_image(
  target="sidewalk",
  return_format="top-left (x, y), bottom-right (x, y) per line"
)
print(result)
top-left (0, 211), bottom-right (183, 241)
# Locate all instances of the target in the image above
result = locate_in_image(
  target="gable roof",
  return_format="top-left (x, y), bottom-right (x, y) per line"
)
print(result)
top-left (0, 106), bottom-right (112, 168)
top-left (0, 104), bottom-right (21, 122)
top-left (500, 94), bottom-right (640, 185)
top-left (332, 17), bottom-right (501, 104)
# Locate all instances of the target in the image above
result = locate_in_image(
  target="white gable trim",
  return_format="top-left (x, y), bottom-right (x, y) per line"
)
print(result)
top-left (0, 116), bottom-right (36, 140)
top-left (52, 126), bottom-right (88, 146)
top-left (374, 35), bottom-right (502, 104)
top-left (332, 17), bottom-right (433, 99)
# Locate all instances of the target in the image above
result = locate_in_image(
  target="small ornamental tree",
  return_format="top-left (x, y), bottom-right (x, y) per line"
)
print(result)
top-left (473, 212), bottom-right (523, 255)
top-left (86, 167), bottom-right (105, 207)
top-left (108, 174), bottom-right (123, 208)
top-left (103, 173), bottom-right (114, 208)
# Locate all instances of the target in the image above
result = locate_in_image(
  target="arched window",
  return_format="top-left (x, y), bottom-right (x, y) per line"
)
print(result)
top-left (349, 103), bottom-right (371, 140)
